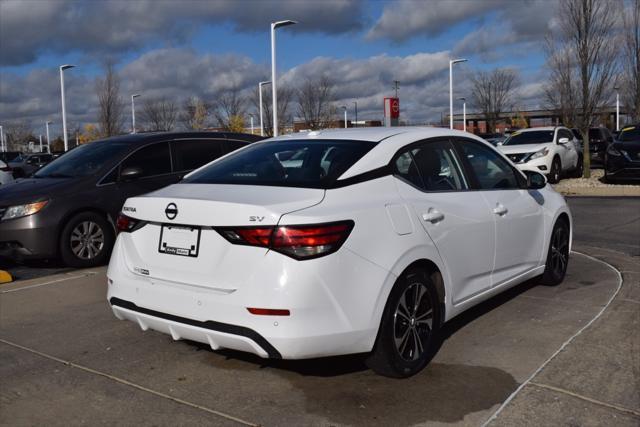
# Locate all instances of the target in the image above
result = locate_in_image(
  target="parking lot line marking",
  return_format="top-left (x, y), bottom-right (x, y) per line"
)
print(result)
top-left (0, 338), bottom-right (259, 426)
top-left (481, 251), bottom-right (624, 426)
top-left (529, 382), bottom-right (640, 418)
top-left (0, 272), bottom-right (97, 294)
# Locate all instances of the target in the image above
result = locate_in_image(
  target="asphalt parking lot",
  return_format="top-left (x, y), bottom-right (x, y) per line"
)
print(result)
top-left (1, 197), bottom-right (639, 426)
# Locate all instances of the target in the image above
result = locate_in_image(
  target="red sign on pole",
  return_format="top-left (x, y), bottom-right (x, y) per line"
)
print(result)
top-left (384, 97), bottom-right (400, 119)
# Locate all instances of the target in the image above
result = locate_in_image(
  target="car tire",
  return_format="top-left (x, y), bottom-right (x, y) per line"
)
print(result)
top-left (548, 157), bottom-right (561, 183)
top-left (570, 155), bottom-right (584, 178)
top-left (59, 211), bottom-right (114, 268)
top-left (366, 267), bottom-right (441, 378)
top-left (540, 218), bottom-right (570, 286)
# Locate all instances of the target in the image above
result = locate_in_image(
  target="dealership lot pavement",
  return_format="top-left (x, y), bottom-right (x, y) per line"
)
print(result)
top-left (1, 198), bottom-right (638, 426)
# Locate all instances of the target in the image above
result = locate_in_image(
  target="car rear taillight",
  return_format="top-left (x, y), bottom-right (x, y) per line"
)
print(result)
top-left (217, 221), bottom-right (354, 260)
top-left (116, 213), bottom-right (144, 233)
top-left (0, 166), bottom-right (11, 172)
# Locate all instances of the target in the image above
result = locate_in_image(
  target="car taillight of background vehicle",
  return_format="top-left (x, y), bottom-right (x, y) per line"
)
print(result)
top-left (0, 166), bottom-right (11, 172)
top-left (116, 213), bottom-right (144, 233)
top-left (217, 221), bottom-right (354, 260)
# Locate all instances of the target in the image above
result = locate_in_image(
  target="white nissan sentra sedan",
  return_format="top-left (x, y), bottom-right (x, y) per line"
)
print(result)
top-left (107, 127), bottom-right (571, 377)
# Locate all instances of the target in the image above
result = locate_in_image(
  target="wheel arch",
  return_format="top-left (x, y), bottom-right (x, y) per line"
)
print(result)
top-left (56, 207), bottom-right (115, 249)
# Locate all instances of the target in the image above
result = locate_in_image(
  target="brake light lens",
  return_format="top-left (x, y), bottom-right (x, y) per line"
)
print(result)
top-left (116, 213), bottom-right (141, 233)
top-left (217, 220), bottom-right (354, 260)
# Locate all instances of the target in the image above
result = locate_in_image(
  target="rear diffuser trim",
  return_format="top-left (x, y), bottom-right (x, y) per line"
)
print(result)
top-left (109, 297), bottom-right (282, 358)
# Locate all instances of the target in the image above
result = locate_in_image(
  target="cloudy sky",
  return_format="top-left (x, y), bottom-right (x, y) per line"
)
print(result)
top-left (0, 0), bottom-right (564, 136)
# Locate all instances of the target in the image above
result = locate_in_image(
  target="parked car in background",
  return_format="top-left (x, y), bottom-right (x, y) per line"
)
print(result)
top-left (498, 126), bottom-right (582, 183)
top-left (605, 125), bottom-right (640, 182)
top-left (108, 127), bottom-right (571, 378)
top-left (0, 160), bottom-right (14, 186)
top-left (571, 127), bottom-right (614, 166)
top-left (0, 151), bottom-right (23, 164)
top-left (0, 131), bottom-right (262, 267)
top-left (8, 153), bottom-right (54, 178)
top-left (486, 135), bottom-right (507, 146)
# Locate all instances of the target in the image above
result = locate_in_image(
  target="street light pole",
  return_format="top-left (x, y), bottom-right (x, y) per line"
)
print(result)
top-left (353, 101), bottom-right (358, 127)
top-left (614, 86), bottom-right (620, 131)
top-left (258, 81), bottom-right (271, 137)
top-left (45, 121), bottom-right (52, 153)
top-left (449, 59), bottom-right (467, 129)
top-left (249, 114), bottom-right (254, 134)
top-left (131, 94), bottom-right (141, 133)
top-left (341, 106), bottom-right (347, 128)
top-left (270, 20), bottom-right (297, 137)
top-left (0, 125), bottom-right (3, 152)
top-left (459, 97), bottom-right (466, 132)
top-left (59, 64), bottom-right (75, 152)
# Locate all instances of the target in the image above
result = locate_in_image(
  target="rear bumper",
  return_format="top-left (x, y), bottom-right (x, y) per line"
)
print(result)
top-left (106, 234), bottom-right (391, 359)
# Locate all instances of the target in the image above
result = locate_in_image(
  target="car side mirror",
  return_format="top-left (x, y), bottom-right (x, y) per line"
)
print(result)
top-left (524, 170), bottom-right (547, 189)
top-left (558, 137), bottom-right (570, 144)
top-left (120, 167), bottom-right (143, 182)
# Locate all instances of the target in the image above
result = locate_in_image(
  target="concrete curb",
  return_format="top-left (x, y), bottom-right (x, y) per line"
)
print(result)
top-left (555, 187), bottom-right (640, 197)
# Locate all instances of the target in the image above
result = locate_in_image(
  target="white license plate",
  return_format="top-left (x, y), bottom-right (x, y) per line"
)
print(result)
top-left (158, 225), bottom-right (201, 257)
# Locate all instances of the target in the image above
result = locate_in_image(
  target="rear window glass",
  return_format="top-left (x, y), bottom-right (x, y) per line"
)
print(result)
top-left (172, 140), bottom-right (224, 172)
top-left (183, 139), bottom-right (377, 189)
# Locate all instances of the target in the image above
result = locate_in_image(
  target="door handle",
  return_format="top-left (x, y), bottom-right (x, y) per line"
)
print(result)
top-left (493, 204), bottom-right (508, 216)
top-left (422, 209), bottom-right (445, 223)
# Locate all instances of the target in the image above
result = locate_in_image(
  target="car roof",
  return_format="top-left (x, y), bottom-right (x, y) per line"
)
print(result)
top-left (89, 131), bottom-right (263, 146)
top-left (516, 126), bottom-right (558, 132)
top-left (268, 126), bottom-right (484, 143)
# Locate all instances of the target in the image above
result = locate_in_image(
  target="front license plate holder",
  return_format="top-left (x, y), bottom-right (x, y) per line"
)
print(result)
top-left (158, 225), bottom-right (201, 257)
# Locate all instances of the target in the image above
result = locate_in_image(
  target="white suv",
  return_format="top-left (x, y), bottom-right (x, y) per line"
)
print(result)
top-left (497, 127), bottom-right (583, 183)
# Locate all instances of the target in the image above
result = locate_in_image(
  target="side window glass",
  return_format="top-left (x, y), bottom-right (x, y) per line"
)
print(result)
top-left (224, 140), bottom-right (248, 153)
top-left (458, 141), bottom-right (521, 190)
top-left (120, 142), bottom-right (171, 179)
top-left (172, 140), bottom-right (223, 172)
top-left (394, 140), bottom-right (467, 191)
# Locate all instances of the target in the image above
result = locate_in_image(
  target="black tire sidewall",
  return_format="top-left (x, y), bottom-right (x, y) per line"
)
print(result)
top-left (550, 158), bottom-right (561, 183)
top-left (541, 219), bottom-right (570, 286)
top-left (369, 268), bottom-right (440, 377)
top-left (59, 212), bottom-right (114, 268)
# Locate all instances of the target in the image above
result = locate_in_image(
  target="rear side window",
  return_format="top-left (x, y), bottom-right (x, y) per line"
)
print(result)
top-left (457, 141), bottom-right (522, 190)
top-left (172, 140), bottom-right (224, 172)
top-left (120, 142), bottom-right (171, 178)
top-left (183, 139), bottom-right (377, 189)
top-left (394, 140), bottom-right (467, 191)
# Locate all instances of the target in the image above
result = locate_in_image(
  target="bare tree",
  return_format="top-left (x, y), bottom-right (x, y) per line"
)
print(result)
top-left (140, 98), bottom-right (178, 131)
top-left (181, 97), bottom-right (210, 130)
top-left (249, 84), bottom-right (294, 136)
top-left (623, 0), bottom-right (640, 122)
top-left (470, 68), bottom-right (519, 133)
top-left (544, 39), bottom-right (580, 127)
top-left (95, 62), bottom-right (124, 137)
top-left (213, 86), bottom-right (246, 130)
top-left (296, 75), bottom-right (336, 130)
top-left (550, 0), bottom-right (620, 177)
top-left (3, 120), bottom-right (34, 151)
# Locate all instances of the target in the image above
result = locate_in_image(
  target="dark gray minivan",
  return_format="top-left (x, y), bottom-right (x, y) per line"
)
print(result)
top-left (0, 131), bottom-right (262, 267)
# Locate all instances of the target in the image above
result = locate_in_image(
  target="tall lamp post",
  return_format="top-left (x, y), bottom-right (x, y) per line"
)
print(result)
top-left (258, 80), bottom-right (271, 136)
top-left (45, 121), bottom-right (52, 153)
top-left (60, 64), bottom-right (75, 152)
top-left (340, 105), bottom-right (347, 128)
top-left (459, 97), bottom-right (466, 132)
top-left (270, 20), bottom-right (297, 137)
top-left (0, 125), bottom-right (4, 152)
top-left (353, 101), bottom-right (358, 127)
top-left (614, 86), bottom-right (620, 132)
top-left (449, 58), bottom-right (467, 129)
top-left (131, 94), bottom-right (141, 133)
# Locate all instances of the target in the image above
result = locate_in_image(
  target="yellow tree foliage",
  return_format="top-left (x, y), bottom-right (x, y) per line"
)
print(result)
top-left (227, 115), bottom-right (245, 133)
top-left (79, 124), bottom-right (102, 144)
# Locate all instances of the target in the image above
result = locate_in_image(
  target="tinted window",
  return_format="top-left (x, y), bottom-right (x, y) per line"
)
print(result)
top-left (619, 126), bottom-right (640, 143)
top-left (120, 142), bottom-right (171, 178)
top-left (172, 140), bottom-right (223, 172)
top-left (394, 140), bottom-right (467, 191)
top-left (503, 131), bottom-right (555, 145)
top-left (225, 140), bottom-right (248, 152)
top-left (184, 140), bottom-right (376, 189)
top-left (458, 141), bottom-right (521, 190)
top-left (559, 129), bottom-right (573, 141)
top-left (34, 141), bottom-right (130, 178)
top-left (588, 129), bottom-right (603, 140)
